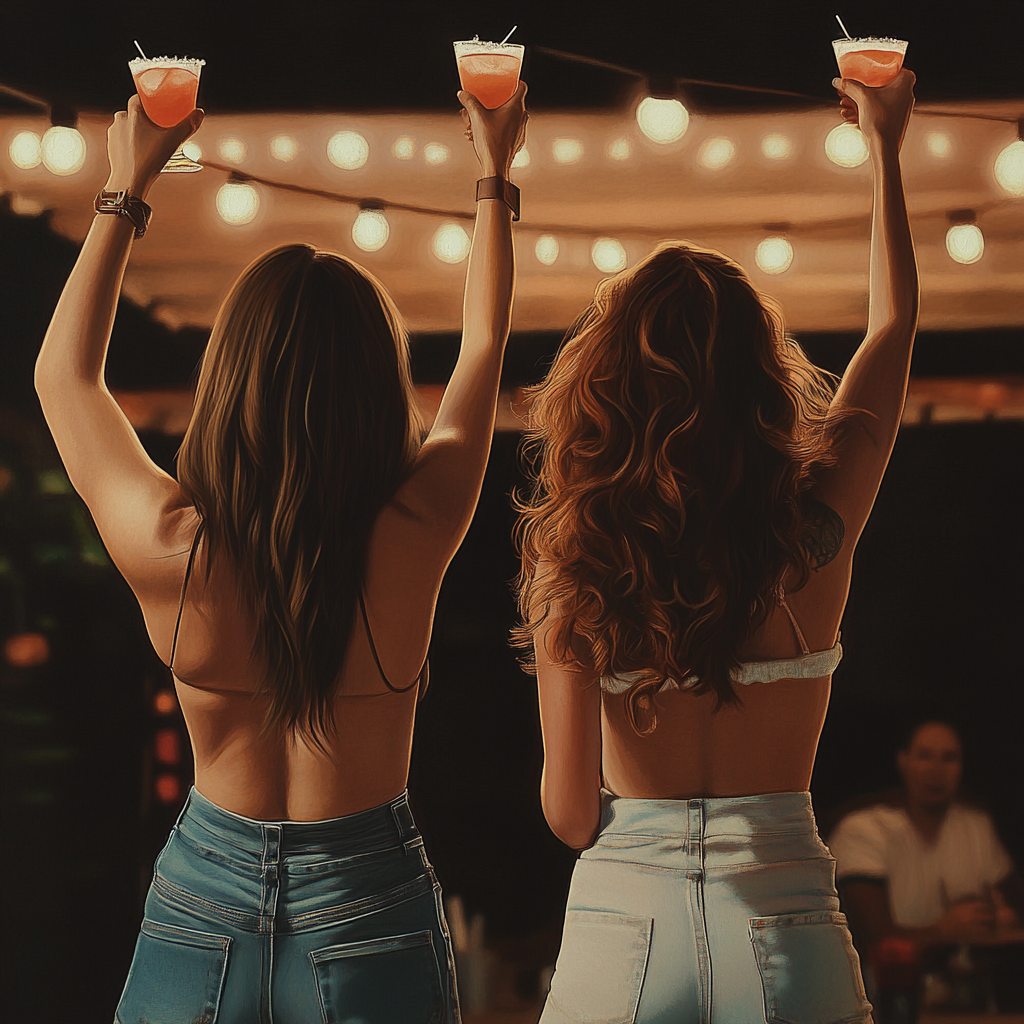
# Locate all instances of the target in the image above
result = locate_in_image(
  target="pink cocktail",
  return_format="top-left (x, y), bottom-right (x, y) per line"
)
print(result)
top-left (833, 37), bottom-right (908, 87)
top-left (454, 39), bottom-right (524, 109)
top-left (129, 56), bottom-right (205, 172)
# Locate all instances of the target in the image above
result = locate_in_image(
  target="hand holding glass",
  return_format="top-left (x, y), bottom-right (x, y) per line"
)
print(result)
top-left (129, 57), bottom-right (205, 172)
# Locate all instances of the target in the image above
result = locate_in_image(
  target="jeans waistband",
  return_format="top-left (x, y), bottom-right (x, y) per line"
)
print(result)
top-left (598, 790), bottom-right (818, 840)
top-left (176, 787), bottom-right (420, 859)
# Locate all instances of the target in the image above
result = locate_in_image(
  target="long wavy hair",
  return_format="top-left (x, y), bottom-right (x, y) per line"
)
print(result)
top-left (177, 244), bottom-right (425, 747)
top-left (513, 242), bottom-right (844, 732)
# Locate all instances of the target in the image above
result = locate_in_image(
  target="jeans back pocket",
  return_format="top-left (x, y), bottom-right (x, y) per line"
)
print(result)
top-left (543, 909), bottom-right (652, 1024)
top-left (311, 929), bottom-right (444, 1024)
top-left (114, 919), bottom-right (231, 1024)
top-left (749, 910), bottom-right (872, 1024)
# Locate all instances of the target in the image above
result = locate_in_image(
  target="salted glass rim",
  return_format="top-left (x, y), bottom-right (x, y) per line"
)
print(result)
top-left (129, 56), bottom-right (206, 74)
top-left (832, 38), bottom-right (908, 58)
top-left (453, 40), bottom-right (525, 58)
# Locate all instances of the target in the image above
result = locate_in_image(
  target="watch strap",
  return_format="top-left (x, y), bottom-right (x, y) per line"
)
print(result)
top-left (94, 190), bottom-right (152, 239)
top-left (475, 176), bottom-right (520, 222)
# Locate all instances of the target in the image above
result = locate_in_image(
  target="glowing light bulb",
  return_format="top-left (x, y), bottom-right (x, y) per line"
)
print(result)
top-left (392, 136), bottom-right (415, 160)
top-left (535, 235), bottom-right (559, 266)
top-left (636, 97), bottom-right (689, 144)
top-left (606, 137), bottom-right (632, 161)
top-left (40, 126), bottom-right (86, 175)
top-left (699, 138), bottom-right (735, 170)
top-left (216, 182), bottom-right (260, 225)
top-left (433, 223), bottom-right (471, 264)
top-left (181, 141), bottom-right (202, 162)
top-left (945, 223), bottom-right (984, 265)
top-left (825, 124), bottom-right (868, 168)
top-left (760, 133), bottom-right (792, 160)
top-left (925, 131), bottom-right (951, 158)
top-left (327, 131), bottom-right (369, 170)
top-left (993, 139), bottom-right (1024, 197)
top-left (270, 135), bottom-right (298, 162)
top-left (755, 236), bottom-right (794, 275)
top-left (9, 131), bottom-right (42, 169)
top-left (424, 142), bottom-right (450, 165)
top-left (352, 208), bottom-right (389, 252)
top-left (218, 137), bottom-right (247, 163)
top-left (511, 147), bottom-right (530, 169)
top-left (591, 238), bottom-right (627, 274)
top-left (552, 138), bottom-right (584, 164)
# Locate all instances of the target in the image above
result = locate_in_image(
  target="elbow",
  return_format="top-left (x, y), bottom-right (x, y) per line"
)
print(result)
top-left (541, 782), bottom-right (601, 851)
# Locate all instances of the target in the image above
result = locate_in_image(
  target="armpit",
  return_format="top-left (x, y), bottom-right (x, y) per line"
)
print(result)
top-left (801, 499), bottom-right (846, 570)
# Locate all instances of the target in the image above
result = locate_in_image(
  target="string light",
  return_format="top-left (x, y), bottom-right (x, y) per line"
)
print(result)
top-left (535, 235), bottom-right (559, 265)
top-left (699, 137), bottom-right (735, 170)
top-left (351, 205), bottom-right (389, 252)
top-left (760, 133), bottom-right (792, 160)
top-left (216, 181), bottom-right (260, 225)
top-left (606, 137), bottom-right (632, 161)
top-left (825, 124), bottom-right (868, 168)
top-left (755, 233), bottom-right (794, 275)
top-left (328, 131), bottom-right (369, 170)
top-left (591, 237), bottom-right (626, 273)
top-left (993, 137), bottom-right (1024, 197)
top-left (181, 141), bottom-right (202, 162)
top-left (511, 147), bottom-right (531, 169)
top-left (392, 136), bottom-right (415, 160)
top-left (925, 131), bottom-right (951, 158)
top-left (552, 138), bottom-right (584, 164)
top-left (433, 223), bottom-right (471, 264)
top-left (270, 135), bottom-right (298, 162)
top-left (40, 126), bottom-right (86, 175)
top-left (635, 97), bottom-right (689, 144)
top-left (945, 210), bottom-right (984, 265)
top-left (4, 632), bottom-right (49, 667)
top-left (218, 137), bottom-right (247, 163)
top-left (424, 143), bottom-right (450, 165)
top-left (9, 130), bottom-right (42, 169)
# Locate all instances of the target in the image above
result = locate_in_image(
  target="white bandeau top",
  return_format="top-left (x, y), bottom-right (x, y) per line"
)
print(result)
top-left (599, 591), bottom-right (842, 694)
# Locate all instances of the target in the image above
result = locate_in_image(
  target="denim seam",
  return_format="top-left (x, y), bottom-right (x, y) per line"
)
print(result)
top-left (284, 871), bottom-right (436, 931)
top-left (153, 874), bottom-right (258, 929)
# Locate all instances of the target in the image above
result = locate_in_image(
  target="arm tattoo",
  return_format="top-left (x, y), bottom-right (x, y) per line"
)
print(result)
top-left (801, 498), bottom-right (845, 570)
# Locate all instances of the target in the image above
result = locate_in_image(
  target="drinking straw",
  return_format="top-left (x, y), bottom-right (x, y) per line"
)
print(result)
top-left (499, 25), bottom-right (518, 44)
top-left (835, 15), bottom-right (852, 39)
top-left (133, 40), bottom-right (149, 59)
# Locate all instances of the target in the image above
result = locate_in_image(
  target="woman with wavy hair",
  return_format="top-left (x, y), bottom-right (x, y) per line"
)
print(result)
top-left (34, 82), bottom-right (526, 1022)
top-left (517, 73), bottom-right (917, 1021)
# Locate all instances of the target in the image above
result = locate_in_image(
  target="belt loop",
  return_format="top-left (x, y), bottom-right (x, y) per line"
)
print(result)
top-left (390, 791), bottom-right (416, 840)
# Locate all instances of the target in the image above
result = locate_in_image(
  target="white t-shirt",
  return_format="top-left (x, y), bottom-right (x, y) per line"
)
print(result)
top-left (828, 802), bottom-right (1014, 927)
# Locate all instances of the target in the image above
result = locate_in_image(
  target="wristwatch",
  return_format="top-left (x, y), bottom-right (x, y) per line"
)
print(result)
top-left (476, 176), bottom-right (520, 221)
top-left (93, 190), bottom-right (152, 239)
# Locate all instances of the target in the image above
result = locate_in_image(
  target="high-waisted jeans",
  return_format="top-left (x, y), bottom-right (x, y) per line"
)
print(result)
top-left (541, 791), bottom-right (873, 1024)
top-left (114, 787), bottom-right (460, 1024)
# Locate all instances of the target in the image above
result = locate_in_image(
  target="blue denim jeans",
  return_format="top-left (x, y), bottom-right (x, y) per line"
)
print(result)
top-left (114, 787), bottom-right (460, 1024)
top-left (541, 790), bottom-right (873, 1024)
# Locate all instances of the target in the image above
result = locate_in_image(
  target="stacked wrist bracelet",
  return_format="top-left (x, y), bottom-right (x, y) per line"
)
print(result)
top-left (476, 176), bottom-right (520, 221)
top-left (94, 190), bottom-right (153, 239)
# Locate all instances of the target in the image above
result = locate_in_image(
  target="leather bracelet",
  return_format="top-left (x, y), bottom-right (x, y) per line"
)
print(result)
top-left (475, 176), bottom-right (520, 222)
top-left (94, 190), bottom-right (152, 239)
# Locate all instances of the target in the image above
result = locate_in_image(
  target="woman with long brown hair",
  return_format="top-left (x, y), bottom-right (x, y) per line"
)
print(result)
top-left (34, 81), bottom-right (526, 1022)
top-left (517, 73), bottom-right (917, 1021)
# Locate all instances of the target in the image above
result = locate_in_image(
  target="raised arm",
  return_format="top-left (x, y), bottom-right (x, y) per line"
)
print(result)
top-left (814, 70), bottom-right (918, 546)
top-left (394, 84), bottom-right (528, 560)
top-left (34, 97), bottom-right (203, 583)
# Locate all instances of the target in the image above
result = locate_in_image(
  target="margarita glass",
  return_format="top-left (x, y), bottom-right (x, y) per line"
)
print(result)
top-left (129, 56), bottom-right (205, 172)
top-left (832, 37), bottom-right (908, 88)
top-left (454, 39), bottom-right (524, 109)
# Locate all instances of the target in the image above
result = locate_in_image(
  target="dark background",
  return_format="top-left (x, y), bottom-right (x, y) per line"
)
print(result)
top-left (2, 1), bottom-right (1023, 1020)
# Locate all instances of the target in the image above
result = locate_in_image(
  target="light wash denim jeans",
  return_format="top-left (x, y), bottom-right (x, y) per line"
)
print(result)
top-left (541, 790), bottom-right (872, 1024)
top-left (114, 786), bottom-right (460, 1024)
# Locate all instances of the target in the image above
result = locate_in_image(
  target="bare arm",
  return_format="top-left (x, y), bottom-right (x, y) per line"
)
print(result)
top-left (534, 595), bottom-right (603, 850)
top-left (394, 85), bottom-right (528, 562)
top-left (815, 70), bottom-right (919, 547)
top-left (34, 98), bottom-right (203, 584)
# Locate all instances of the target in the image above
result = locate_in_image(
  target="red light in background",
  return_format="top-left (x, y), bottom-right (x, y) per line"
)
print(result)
top-left (155, 774), bottom-right (181, 804)
top-left (154, 728), bottom-right (181, 765)
top-left (153, 689), bottom-right (178, 715)
top-left (4, 632), bottom-right (50, 667)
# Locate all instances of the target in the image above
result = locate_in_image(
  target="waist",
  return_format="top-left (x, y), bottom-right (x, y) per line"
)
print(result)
top-left (176, 785), bottom-right (421, 860)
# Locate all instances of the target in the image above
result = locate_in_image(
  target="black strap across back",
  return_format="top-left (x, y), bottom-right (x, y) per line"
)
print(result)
top-left (168, 518), bottom-right (428, 699)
